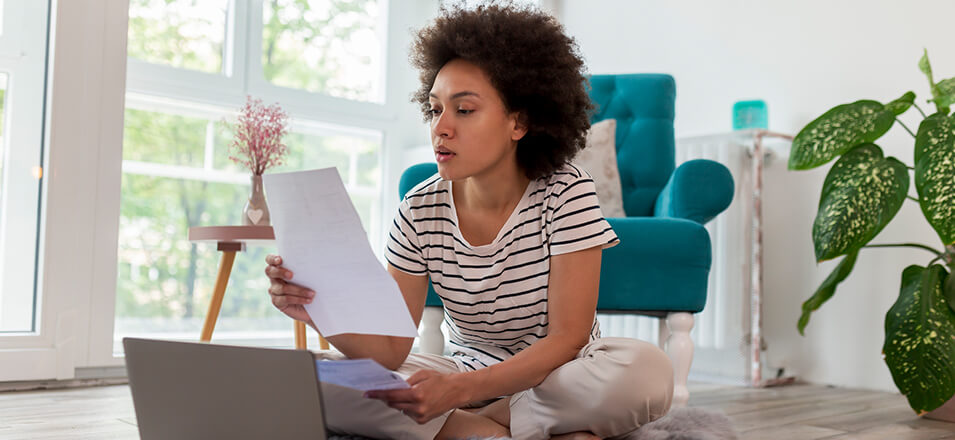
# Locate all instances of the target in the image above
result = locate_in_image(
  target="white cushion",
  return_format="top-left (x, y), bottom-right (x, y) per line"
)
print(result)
top-left (574, 119), bottom-right (626, 218)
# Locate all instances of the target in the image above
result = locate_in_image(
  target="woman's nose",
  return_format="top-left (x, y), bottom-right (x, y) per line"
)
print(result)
top-left (432, 113), bottom-right (453, 138)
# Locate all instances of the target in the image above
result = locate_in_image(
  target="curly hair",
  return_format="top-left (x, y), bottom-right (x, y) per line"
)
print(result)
top-left (410, 1), bottom-right (593, 180)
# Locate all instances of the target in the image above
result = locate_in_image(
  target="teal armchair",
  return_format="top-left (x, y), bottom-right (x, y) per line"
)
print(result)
top-left (400, 74), bottom-right (734, 407)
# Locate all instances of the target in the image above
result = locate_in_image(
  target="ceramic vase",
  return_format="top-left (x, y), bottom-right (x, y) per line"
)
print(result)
top-left (243, 174), bottom-right (270, 226)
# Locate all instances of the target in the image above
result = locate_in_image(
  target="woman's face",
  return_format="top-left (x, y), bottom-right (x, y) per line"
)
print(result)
top-left (428, 59), bottom-right (526, 181)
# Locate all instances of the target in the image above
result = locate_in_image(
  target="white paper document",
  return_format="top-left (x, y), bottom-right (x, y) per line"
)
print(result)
top-left (263, 167), bottom-right (418, 338)
top-left (316, 359), bottom-right (411, 391)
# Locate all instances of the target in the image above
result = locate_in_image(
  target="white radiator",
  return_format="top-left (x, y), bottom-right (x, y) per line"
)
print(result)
top-left (596, 131), bottom-right (790, 385)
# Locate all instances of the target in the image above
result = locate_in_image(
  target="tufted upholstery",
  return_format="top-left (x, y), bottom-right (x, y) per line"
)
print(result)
top-left (589, 74), bottom-right (676, 217)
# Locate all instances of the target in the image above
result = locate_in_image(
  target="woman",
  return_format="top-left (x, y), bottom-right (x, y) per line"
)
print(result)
top-left (265, 4), bottom-right (673, 439)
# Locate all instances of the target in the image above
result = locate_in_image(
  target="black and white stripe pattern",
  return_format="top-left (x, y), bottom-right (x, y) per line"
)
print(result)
top-left (386, 164), bottom-right (619, 370)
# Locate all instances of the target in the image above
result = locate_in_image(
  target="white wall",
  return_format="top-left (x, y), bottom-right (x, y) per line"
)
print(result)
top-left (559, 0), bottom-right (954, 392)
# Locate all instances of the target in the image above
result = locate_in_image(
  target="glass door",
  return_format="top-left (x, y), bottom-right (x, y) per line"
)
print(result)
top-left (0, 0), bottom-right (55, 381)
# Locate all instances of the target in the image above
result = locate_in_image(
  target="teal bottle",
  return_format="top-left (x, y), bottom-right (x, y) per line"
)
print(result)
top-left (733, 100), bottom-right (768, 130)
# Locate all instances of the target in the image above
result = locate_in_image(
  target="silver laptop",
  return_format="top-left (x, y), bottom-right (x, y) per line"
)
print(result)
top-left (123, 337), bottom-right (327, 440)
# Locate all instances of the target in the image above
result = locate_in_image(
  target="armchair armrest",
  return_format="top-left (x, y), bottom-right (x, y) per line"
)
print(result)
top-left (601, 217), bottom-right (711, 312)
top-left (653, 159), bottom-right (734, 224)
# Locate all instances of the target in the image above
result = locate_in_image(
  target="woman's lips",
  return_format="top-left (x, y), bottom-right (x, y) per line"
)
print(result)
top-left (435, 150), bottom-right (456, 163)
top-left (435, 146), bottom-right (455, 163)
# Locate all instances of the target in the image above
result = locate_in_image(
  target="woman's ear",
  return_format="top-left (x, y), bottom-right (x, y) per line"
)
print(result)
top-left (510, 111), bottom-right (528, 141)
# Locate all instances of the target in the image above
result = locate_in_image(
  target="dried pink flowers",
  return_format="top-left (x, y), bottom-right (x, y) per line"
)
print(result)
top-left (228, 96), bottom-right (289, 175)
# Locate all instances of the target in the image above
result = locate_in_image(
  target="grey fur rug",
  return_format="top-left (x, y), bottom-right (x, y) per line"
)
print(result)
top-left (327, 407), bottom-right (737, 440)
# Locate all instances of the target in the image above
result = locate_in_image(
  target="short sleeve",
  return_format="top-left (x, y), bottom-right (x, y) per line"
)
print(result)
top-left (385, 198), bottom-right (428, 275)
top-left (548, 174), bottom-right (620, 256)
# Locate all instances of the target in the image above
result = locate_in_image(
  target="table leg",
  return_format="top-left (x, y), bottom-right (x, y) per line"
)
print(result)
top-left (295, 321), bottom-right (307, 349)
top-left (200, 250), bottom-right (236, 342)
top-left (294, 321), bottom-right (330, 350)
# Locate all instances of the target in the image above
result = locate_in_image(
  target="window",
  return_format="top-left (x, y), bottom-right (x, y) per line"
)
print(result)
top-left (117, 0), bottom-right (390, 353)
top-left (262, 0), bottom-right (384, 102)
top-left (127, 0), bottom-right (230, 74)
top-left (0, 1), bottom-right (49, 333)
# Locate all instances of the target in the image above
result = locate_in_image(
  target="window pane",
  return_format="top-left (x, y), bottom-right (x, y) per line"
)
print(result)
top-left (262, 0), bottom-right (384, 102)
top-left (0, 73), bottom-right (7, 184)
top-left (127, 0), bottom-right (229, 74)
top-left (0, 0), bottom-right (48, 335)
top-left (113, 174), bottom-right (291, 348)
top-left (0, 70), bottom-right (36, 333)
top-left (124, 108), bottom-right (206, 167)
top-left (115, 106), bottom-right (382, 352)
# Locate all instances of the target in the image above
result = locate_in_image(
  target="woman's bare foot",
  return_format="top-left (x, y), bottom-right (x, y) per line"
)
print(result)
top-left (550, 432), bottom-right (600, 440)
top-left (434, 409), bottom-right (509, 440)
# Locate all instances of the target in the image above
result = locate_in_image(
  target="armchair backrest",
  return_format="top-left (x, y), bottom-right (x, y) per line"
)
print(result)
top-left (588, 74), bottom-right (676, 217)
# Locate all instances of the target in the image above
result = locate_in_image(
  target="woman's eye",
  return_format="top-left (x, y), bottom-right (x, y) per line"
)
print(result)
top-left (428, 108), bottom-right (442, 116)
top-left (457, 109), bottom-right (474, 115)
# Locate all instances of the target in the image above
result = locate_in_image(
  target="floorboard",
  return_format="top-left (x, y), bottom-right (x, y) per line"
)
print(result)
top-left (0, 381), bottom-right (952, 439)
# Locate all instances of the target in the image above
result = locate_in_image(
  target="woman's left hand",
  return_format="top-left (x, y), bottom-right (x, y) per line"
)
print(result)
top-left (364, 370), bottom-right (469, 424)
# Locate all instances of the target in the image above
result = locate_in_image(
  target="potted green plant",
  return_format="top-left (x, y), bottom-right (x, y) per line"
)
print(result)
top-left (790, 49), bottom-right (955, 419)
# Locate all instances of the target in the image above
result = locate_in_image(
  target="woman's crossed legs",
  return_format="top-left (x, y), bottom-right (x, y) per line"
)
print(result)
top-left (322, 337), bottom-right (672, 440)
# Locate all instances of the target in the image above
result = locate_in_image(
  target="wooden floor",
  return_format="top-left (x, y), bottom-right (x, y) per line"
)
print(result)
top-left (0, 381), bottom-right (953, 439)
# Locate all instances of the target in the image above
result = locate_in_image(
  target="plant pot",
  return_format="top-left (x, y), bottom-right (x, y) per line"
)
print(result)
top-left (925, 396), bottom-right (955, 423)
top-left (243, 174), bottom-right (270, 226)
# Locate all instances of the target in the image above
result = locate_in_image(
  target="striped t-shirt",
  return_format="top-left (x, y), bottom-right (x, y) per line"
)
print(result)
top-left (385, 164), bottom-right (619, 371)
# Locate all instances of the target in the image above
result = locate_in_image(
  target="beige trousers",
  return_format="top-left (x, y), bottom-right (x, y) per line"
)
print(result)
top-left (317, 337), bottom-right (673, 440)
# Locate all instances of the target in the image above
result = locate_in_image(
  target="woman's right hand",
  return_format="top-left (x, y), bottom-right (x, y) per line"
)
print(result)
top-left (265, 254), bottom-right (315, 324)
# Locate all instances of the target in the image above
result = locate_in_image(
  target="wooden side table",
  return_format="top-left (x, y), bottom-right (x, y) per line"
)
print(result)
top-left (188, 225), bottom-right (328, 350)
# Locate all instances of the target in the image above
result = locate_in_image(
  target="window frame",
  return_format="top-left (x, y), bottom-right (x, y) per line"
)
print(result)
top-left (0, 0), bottom-right (435, 381)
top-left (86, 0), bottom-right (429, 367)
top-left (125, 0), bottom-right (396, 125)
top-left (0, 0), bottom-right (130, 381)
top-left (0, 0), bottom-right (49, 336)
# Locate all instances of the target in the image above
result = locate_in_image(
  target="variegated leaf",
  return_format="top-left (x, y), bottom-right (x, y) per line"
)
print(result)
top-left (915, 113), bottom-right (955, 244)
top-left (813, 144), bottom-right (909, 261)
top-left (919, 49), bottom-right (933, 80)
top-left (789, 100), bottom-right (896, 170)
top-left (933, 78), bottom-right (955, 112)
top-left (885, 91), bottom-right (916, 116)
top-left (883, 264), bottom-right (955, 414)
top-left (945, 267), bottom-right (955, 314)
top-left (798, 250), bottom-right (859, 335)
